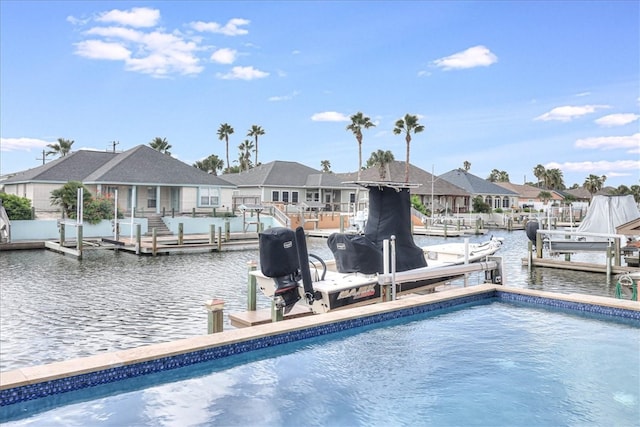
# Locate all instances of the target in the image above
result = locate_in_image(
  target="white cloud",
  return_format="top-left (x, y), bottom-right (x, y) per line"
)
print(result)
top-left (311, 112), bottom-right (350, 122)
top-left (575, 133), bottom-right (639, 150)
top-left (216, 66), bottom-right (268, 80)
top-left (546, 159), bottom-right (640, 173)
top-left (73, 40), bottom-right (131, 60)
top-left (96, 7), bottom-right (160, 28)
top-left (534, 104), bottom-right (610, 122)
top-left (431, 45), bottom-right (497, 70)
top-left (210, 48), bottom-right (237, 64)
top-left (595, 113), bottom-right (640, 127)
top-left (0, 137), bottom-right (50, 152)
top-left (268, 91), bottom-right (300, 102)
top-left (85, 26), bottom-right (144, 42)
top-left (74, 27), bottom-right (203, 76)
top-left (190, 18), bottom-right (249, 36)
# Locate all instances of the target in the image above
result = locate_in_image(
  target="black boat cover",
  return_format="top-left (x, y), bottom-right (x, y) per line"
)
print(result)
top-left (329, 184), bottom-right (427, 273)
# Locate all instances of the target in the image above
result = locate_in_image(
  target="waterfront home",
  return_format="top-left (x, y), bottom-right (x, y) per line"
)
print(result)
top-left (220, 160), bottom-right (358, 212)
top-left (1, 145), bottom-right (236, 217)
top-left (438, 168), bottom-right (519, 211)
top-left (494, 181), bottom-right (564, 211)
top-left (335, 161), bottom-right (471, 214)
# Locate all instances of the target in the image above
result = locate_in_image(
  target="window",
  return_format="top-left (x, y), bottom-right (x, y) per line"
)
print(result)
top-left (502, 198), bottom-right (510, 208)
top-left (292, 191), bottom-right (299, 203)
top-left (282, 191), bottom-right (289, 203)
top-left (272, 191), bottom-right (279, 202)
top-left (147, 187), bottom-right (157, 208)
top-left (350, 192), bottom-right (356, 203)
top-left (199, 187), bottom-right (219, 207)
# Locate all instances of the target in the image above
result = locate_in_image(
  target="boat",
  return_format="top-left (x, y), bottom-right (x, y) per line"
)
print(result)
top-left (253, 181), bottom-right (503, 314)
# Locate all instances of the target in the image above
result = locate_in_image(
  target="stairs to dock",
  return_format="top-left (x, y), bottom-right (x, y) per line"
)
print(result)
top-left (145, 215), bottom-right (173, 236)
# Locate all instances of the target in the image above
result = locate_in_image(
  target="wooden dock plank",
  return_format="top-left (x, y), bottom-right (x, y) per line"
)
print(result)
top-left (229, 305), bottom-right (314, 328)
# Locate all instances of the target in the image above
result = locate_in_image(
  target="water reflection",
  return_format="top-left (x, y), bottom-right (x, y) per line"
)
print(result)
top-left (0, 229), bottom-right (621, 372)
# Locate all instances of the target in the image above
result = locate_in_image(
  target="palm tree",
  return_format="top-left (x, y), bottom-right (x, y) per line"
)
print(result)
top-left (46, 138), bottom-right (74, 158)
top-left (537, 190), bottom-right (553, 205)
top-left (393, 114), bottom-right (425, 182)
top-left (320, 160), bottom-right (332, 173)
top-left (584, 174), bottom-right (606, 199)
top-left (247, 125), bottom-right (265, 166)
top-left (533, 164), bottom-right (546, 188)
top-left (367, 149), bottom-right (395, 180)
top-left (238, 140), bottom-right (254, 172)
top-left (463, 161), bottom-right (471, 172)
top-left (544, 168), bottom-right (565, 190)
top-left (149, 137), bottom-right (171, 155)
top-left (346, 112), bottom-right (376, 181)
top-left (193, 154), bottom-right (224, 175)
top-left (217, 123), bottom-right (234, 173)
top-left (487, 169), bottom-right (510, 182)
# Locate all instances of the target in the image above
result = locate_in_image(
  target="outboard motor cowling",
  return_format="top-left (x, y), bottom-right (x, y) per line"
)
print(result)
top-left (258, 227), bottom-right (301, 311)
top-left (525, 220), bottom-right (539, 244)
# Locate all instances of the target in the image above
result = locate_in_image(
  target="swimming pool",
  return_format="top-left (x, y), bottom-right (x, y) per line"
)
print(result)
top-left (1, 287), bottom-right (638, 426)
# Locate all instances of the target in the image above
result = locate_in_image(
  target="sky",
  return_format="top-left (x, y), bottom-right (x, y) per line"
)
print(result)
top-left (1, 1), bottom-right (639, 189)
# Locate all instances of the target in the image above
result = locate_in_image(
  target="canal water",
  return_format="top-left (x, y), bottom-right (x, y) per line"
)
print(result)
top-left (0, 229), bottom-right (621, 372)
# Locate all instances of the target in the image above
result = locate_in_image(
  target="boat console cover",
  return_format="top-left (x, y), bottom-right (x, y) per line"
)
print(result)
top-left (329, 183), bottom-right (427, 273)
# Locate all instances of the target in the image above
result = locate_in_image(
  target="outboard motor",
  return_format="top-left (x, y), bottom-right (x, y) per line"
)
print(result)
top-left (259, 227), bottom-right (301, 312)
top-left (525, 220), bottom-right (539, 245)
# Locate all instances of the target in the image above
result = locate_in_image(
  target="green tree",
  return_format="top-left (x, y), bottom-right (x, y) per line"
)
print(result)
top-left (320, 160), bottom-right (332, 173)
top-left (533, 164), bottom-right (546, 188)
top-left (194, 154), bottom-right (224, 175)
top-left (247, 125), bottom-right (265, 166)
top-left (411, 195), bottom-right (428, 216)
top-left (544, 168), bottom-right (565, 190)
top-left (50, 181), bottom-right (92, 218)
top-left (630, 184), bottom-right (640, 203)
top-left (393, 113), bottom-right (425, 182)
top-left (0, 193), bottom-right (32, 219)
top-left (583, 174), bottom-right (606, 198)
top-left (472, 196), bottom-right (491, 213)
top-left (487, 169), bottom-right (510, 182)
top-left (46, 138), bottom-right (74, 158)
top-left (538, 190), bottom-right (553, 204)
top-left (83, 194), bottom-right (121, 224)
top-left (149, 137), bottom-right (172, 154)
top-left (217, 123), bottom-right (234, 173)
top-left (366, 149), bottom-right (395, 180)
top-left (346, 112), bottom-right (376, 181)
top-left (238, 140), bottom-right (254, 172)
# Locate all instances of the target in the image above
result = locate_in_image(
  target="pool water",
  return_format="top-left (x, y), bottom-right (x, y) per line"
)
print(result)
top-left (3, 301), bottom-right (639, 426)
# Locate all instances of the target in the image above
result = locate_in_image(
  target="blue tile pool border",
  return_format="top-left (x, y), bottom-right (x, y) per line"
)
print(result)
top-left (1, 288), bottom-right (638, 410)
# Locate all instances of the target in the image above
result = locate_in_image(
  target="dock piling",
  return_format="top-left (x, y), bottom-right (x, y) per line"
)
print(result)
top-left (247, 261), bottom-right (257, 311)
top-left (205, 299), bottom-right (224, 333)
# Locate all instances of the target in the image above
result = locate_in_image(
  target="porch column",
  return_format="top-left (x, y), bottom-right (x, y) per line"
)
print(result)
top-left (156, 185), bottom-right (161, 215)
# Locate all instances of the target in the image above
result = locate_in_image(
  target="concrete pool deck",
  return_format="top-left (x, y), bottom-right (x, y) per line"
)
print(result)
top-left (1, 284), bottom-right (639, 408)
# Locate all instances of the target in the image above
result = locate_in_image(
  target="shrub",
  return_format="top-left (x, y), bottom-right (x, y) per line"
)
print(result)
top-left (0, 193), bottom-right (32, 220)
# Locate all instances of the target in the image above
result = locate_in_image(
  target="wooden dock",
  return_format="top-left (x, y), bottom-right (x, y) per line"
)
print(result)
top-left (229, 304), bottom-right (314, 328)
top-left (522, 257), bottom-right (640, 274)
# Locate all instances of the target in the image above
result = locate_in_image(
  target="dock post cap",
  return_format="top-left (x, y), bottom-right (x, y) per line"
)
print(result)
top-left (204, 299), bottom-right (225, 311)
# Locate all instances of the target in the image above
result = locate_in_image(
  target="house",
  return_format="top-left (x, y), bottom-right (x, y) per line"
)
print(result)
top-left (438, 169), bottom-right (518, 211)
top-left (494, 182), bottom-right (564, 210)
top-left (1, 145), bottom-right (236, 216)
top-left (336, 161), bottom-right (471, 213)
top-left (220, 161), bottom-right (357, 212)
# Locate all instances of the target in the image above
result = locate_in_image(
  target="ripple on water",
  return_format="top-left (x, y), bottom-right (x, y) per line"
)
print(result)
top-left (0, 230), bottom-right (623, 371)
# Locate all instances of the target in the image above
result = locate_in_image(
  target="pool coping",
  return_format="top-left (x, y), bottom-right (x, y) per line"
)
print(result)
top-left (1, 284), bottom-right (638, 408)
